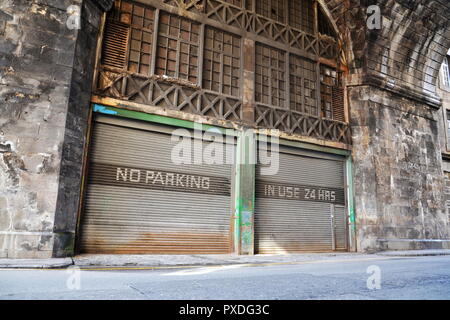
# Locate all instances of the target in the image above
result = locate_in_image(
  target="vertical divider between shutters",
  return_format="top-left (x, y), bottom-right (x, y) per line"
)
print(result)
top-left (233, 134), bottom-right (242, 254)
top-left (234, 130), bottom-right (256, 255)
top-left (346, 156), bottom-right (357, 251)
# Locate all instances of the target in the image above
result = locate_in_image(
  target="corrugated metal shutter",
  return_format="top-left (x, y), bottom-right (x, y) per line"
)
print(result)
top-left (79, 115), bottom-right (235, 254)
top-left (255, 146), bottom-right (347, 253)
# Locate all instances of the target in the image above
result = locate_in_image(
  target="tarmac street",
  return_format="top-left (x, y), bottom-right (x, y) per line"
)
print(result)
top-left (0, 255), bottom-right (449, 300)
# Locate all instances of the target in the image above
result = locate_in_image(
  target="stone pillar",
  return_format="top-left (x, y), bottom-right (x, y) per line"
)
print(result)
top-left (349, 85), bottom-right (450, 251)
top-left (0, 0), bottom-right (108, 258)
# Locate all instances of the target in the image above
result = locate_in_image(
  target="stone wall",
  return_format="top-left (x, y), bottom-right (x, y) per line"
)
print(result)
top-left (0, 0), bottom-right (103, 258)
top-left (350, 85), bottom-right (449, 251)
top-left (436, 62), bottom-right (450, 153)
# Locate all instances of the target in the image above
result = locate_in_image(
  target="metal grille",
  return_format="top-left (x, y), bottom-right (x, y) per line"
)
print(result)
top-left (256, 0), bottom-right (286, 23)
top-left (156, 12), bottom-right (200, 83)
top-left (255, 43), bottom-right (286, 107)
top-left (80, 116), bottom-right (235, 254)
top-left (203, 27), bottom-right (241, 97)
top-left (289, 0), bottom-right (314, 34)
top-left (289, 54), bottom-right (318, 116)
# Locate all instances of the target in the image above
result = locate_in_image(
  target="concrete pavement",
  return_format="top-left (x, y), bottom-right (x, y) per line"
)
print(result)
top-left (0, 250), bottom-right (450, 269)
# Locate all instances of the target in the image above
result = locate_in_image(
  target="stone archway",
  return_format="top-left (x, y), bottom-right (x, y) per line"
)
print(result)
top-left (320, 0), bottom-right (450, 251)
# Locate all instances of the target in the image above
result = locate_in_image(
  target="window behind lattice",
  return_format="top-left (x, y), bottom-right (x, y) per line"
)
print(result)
top-left (289, 55), bottom-right (318, 115)
top-left (101, 0), bottom-right (155, 74)
top-left (203, 27), bottom-right (241, 97)
top-left (227, 0), bottom-right (244, 8)
top-left (289, 0), bottom-right (314, 34)
top-left (318, 7), bottom-right (336, 37)
top-left (256, 0), bottom-right (286, 23)
top-left (255, 43), bottom-right (286, 107)
top-left (155, 12), bottom-right (200, 83)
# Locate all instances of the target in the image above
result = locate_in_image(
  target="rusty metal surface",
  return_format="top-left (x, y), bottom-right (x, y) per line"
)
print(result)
top-left (254, 146), bottom-right (347, 254)
top-left (79, 115), bottom-right (235, 254)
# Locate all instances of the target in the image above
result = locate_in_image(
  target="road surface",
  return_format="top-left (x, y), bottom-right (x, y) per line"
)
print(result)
top-left (0, 255), bottom-right (449, 300)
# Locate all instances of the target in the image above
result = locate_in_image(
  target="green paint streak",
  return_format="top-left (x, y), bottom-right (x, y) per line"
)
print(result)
top-left (234, 130), bottom-right (256, 254)
top-left (346, 157), bottom-right (356, 233)
top-left (234, 134), bottom-right (242, 254)
top-left (93, 104), bottom-right (236, 136)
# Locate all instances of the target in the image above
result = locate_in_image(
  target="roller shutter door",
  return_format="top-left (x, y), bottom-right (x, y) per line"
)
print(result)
top-left (255, 146), bottom-right (347, 253)
top-left (79, 115), bottom-right (235, 254)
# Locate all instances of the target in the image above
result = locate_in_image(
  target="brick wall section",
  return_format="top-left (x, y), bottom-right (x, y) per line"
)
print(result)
top-left (0, 0), bottom-right (104, 258)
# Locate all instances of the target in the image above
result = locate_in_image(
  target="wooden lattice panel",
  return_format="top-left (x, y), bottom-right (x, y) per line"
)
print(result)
top-left (255, 104), bottom-right (351, 144)
top-left (96, 0), bottom-right (349, 146)
top-left (96, 70), bottom-right (243, 122)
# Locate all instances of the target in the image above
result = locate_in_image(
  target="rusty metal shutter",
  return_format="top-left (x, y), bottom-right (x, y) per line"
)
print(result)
top-left (101, 20), bottom-right (129, 69)
top-left (79, 115), bottom-right (235, 254)
top-left (255, 146), bottom-right (347, 253)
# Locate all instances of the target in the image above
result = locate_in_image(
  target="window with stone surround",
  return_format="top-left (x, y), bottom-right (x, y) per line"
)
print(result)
top-left (442, 56), bottom-right (450, 88)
